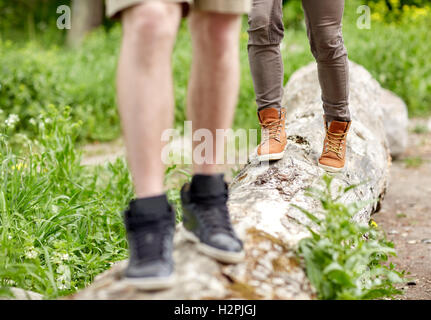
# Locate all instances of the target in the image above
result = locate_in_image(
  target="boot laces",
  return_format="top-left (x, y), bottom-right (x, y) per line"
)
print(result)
top-left (191, 192), bottom-right (235, 236)
top-left (262, 111), bottom-right (285, 142)
top-left (324, 130), bottom-right (346, 158)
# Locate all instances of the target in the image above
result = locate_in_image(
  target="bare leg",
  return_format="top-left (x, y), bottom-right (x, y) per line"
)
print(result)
top-left (117, 2), bottom-right (182, 198)
top-left (187, 11), bottom-right (241, 174)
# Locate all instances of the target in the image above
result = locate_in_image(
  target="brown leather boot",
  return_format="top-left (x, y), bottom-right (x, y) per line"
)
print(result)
top-left (257, 107), bottom-right (287, 162)
top-left (318, 117), bottom-right (351, 173)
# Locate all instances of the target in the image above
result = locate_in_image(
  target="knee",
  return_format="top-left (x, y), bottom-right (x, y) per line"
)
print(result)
top-left (209, 15), bottom-right (241, 48)
top-left (248, 10), bottom-right (270, 30)
top-left (309, 26), bottom-right (347, 62)
top-left (122, 2), bottom-right (180, 44)
top-left (191, 13), bottom-right (240, 52)
top-left (247, 11), bottom-right (283, 45)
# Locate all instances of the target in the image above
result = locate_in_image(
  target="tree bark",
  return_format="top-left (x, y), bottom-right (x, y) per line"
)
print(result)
top-left (67, 0), bottom-right (104, 48)
top-left (70, 62), bottom-right (407, 300)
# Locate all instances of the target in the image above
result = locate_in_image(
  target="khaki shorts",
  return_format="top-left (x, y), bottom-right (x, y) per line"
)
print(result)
top-left (106, 0), bottom-right (251, 18)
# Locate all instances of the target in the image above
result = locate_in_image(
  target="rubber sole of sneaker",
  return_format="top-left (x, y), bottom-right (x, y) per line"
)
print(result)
top-left (183, 229), bottom-right (245, 264)
top-left (123, 274), bottom-right (176, 291)
top-left (257, 147), bottom-right (286, 162)
top-left (318, 162), bottom-right (344, 173)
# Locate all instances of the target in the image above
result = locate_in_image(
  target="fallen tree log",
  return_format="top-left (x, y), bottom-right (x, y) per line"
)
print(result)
top-left (71, 61), bottom-right (407, 300)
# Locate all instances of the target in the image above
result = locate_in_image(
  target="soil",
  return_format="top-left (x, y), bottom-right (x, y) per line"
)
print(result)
top-left (373, 118), bottom-right (431, 300)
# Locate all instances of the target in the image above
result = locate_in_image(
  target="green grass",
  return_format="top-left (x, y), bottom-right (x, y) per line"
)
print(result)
top-left (403, 156), bottom-right (424, 168)
top-left (343, 1), bottom-right (431, 117)
top-left (396, 212), bottom-right (407, 219)
top-left (0, 106), bottom-right (133, 298)
top-left (411, 124), bottom-right (429, 134)
top-left (0, 33), bottom-right (120, 143)
top-left (0, 106), bottom-right (191, 299)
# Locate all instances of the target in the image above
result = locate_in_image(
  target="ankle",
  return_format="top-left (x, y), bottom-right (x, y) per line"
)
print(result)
top-left (325, 116), bottom-right (351, 125)
top-left (127, 194), bottom-right (173, 219)
top-left (134, 186), bottom-right (165, 200)
top-left (193, 163), bottom-right (225, 175)
top-left (190, 174), bottom-right (226, 196)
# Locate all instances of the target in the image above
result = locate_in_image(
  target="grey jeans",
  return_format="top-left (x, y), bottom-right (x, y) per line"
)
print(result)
top-left (248, 0), bottom-right (350, 122)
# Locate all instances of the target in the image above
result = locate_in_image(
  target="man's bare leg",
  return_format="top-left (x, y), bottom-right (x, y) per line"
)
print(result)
top-left (117, 2), bottom-right (181, 198)
top-left (117, 2), bottom-right (181, 289)
top-left (187, 12), bottom-right (241, 173)
top-left (179, 12), bottom-right (245, 264)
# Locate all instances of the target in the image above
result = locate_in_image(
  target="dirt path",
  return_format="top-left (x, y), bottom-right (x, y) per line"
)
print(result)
top-left (80, 138), bottom-right (125, 166)
top-left (81, 118), bottom-right (431, 300)
top-left (373, 118), bottom-right (431, 300)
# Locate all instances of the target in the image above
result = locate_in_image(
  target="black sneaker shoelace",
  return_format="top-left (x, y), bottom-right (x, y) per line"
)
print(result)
top-left (190, 191), bottom-right (236, 236)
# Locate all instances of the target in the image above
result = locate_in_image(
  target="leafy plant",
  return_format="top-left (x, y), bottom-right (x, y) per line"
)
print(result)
top-left (295, 175), bottom-right (403, 300)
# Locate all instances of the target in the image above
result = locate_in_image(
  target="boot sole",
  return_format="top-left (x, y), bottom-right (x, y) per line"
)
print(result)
top-left (183, 229), bottom-right (245, 264)
top-left (318, 162), bottom-right (344, 173)
top-left (257, 147), bottom-right (287, 162)
top-left (123, 274), bottom-right (176, 291)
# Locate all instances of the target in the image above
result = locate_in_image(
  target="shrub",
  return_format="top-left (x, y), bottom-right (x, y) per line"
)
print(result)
top-left (0, 31), bottom-right (121, 142)
top-left (365, 0), bottom-right (431, 23)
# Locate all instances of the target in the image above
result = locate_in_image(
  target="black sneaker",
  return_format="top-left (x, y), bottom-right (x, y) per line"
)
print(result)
top-left (123, 195), bottom-right (175, 290)
top-left (180, 174), bottom-right (244, 264)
